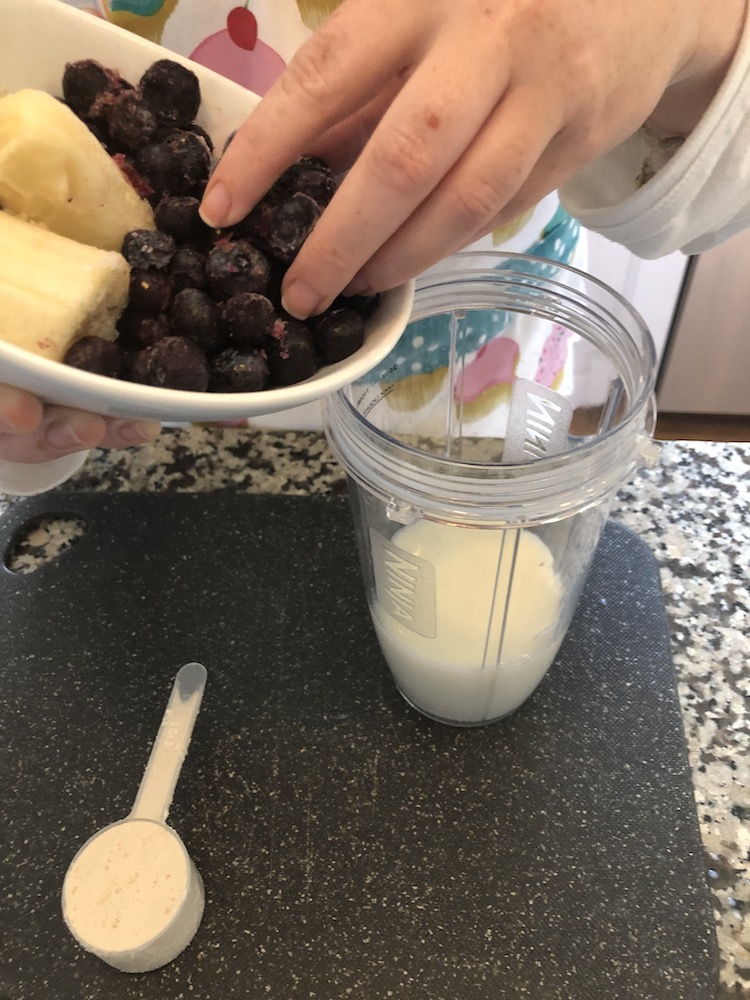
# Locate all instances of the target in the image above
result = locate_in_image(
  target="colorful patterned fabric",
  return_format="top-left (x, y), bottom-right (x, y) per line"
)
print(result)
top-left (370, 209), bottom-right (581, 383)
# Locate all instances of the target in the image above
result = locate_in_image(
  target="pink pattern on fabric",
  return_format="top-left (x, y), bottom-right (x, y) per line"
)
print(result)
top-left (535, 324), bottom-right (573, 387)
top-left (190, 29), bottom-right (286, 95)
top-left (454, 337), bottom-right (519, 405)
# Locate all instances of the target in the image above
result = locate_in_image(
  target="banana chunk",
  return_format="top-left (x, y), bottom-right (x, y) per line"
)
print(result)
top-left (0, 212), bottom-right (130, 361)
top-left (0, 89), bottom-right (154, 251)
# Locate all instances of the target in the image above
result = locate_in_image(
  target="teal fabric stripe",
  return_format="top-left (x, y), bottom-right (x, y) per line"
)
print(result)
top-left (110, 0), bottom-right (165, 16)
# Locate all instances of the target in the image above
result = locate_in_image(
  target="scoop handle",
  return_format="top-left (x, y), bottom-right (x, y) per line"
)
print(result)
top-left (130, 662), bottom-right (207, 823)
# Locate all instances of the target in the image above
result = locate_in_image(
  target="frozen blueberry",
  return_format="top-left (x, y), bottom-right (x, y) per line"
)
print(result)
top-left (118, 312), bottom-right (173, 350)
top-left (234, 159), bottom-right (329, 244)
top-left (169, 245), bottom-right (207, 291)
top-left (121, 229), bottom-right (176, 271)
top-left (128, 270), bottom-right (174, 315)
top-left (78, 113), bottom-right (112, 150)
top-left (62, 59), bottom-right (121, 117)
top-left (134, 143), bottom-right (175, 199)
top-left (207, 240), bottom-right (270, 298)
top-left (154, 196), bottom-right (206, 242)
top-left (124, 349), bottom-right (149, 384)
top-left (209, 348), bottom-right (270, 393)
top-left (140, 59), bottom-right (201, 127)
top-left (105, 89), bottom-right (159, 151)
top-left (258, 192), bottom-right (321, 264)
top-left (135, 130), bottom-right (211, 197)
top-left (185, 122), bottom-right (214, 153)
top-left (279, 156), bottom-right (336, 208)
top-left (221, 292), bottom-right (277, 349)
top-left (112, 154), bottom-right (155, 200)
top-left (204, 223), bottom-right (237, 246)
top-left (63, 336), bottom-right (124, 377)
top-left (84, 77), bottom-right (138, 145)
top-left (312, 307), bottom-right (365, 364)
top-left (334, 291), bottom-right (381, 319)
top-left (134, 336), bottom-right (209, 391)
top-left (170, 288), bottom-right (221, 352)
top-left (164, 130), bottom-right (212, 189)
top-left (267, 318), bottom-right (319, 385)
top-left (233, 197), bottom-right (274, 247)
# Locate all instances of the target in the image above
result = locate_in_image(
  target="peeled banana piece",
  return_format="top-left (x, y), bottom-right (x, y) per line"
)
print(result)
top-left (0, 89), bottom-right (154, 251)
top-left (0, 211), bottom-right (129, 361)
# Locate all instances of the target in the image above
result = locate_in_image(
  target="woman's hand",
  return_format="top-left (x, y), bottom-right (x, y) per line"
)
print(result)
top-left (0, 383), bottom-right (160, 464)
top-left (200, 0), bottom-right (745, 318)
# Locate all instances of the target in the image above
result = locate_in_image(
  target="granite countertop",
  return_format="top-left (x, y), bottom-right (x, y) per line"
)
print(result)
top-left (1, 428), bottom-right (748, 997)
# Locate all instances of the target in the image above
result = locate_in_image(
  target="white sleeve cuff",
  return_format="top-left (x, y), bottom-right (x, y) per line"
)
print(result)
top-left (0, 451), bottom-right (90, 497)
top-left (560, 6), bottom-right (750, 258)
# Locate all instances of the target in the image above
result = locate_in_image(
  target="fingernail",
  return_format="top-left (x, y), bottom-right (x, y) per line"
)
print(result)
top-left (117, 420), bottom-right (161, 445)
top-left (281, 279), bottom-right (322, 320)
top-left (46, 422), bottom-right (86, 450)
top-left (199, 181), bottom-right (232, 227)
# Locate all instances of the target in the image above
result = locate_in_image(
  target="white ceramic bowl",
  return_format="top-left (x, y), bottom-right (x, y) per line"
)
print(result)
top-left (0, 0), bottom-right (413, 422)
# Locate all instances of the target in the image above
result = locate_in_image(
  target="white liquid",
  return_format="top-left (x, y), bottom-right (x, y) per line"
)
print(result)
top-left (62, 818), bottom-right (203, 972)
top-left (371, 522), bottom-right (563, 724)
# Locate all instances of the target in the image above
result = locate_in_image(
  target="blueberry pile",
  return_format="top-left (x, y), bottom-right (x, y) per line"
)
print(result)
top-left (60, 58), bottom-right (379, 393)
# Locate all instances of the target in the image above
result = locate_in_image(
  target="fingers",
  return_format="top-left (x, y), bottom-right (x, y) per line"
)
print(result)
top-left (197, 0), bottom-right (696, 321)
top-left (0, 404), bottom-right (107, 464)
top-left (0, 385), bottom-right (161, 465)
top-left (98, 418), bottom-right (162, 451)
top-left (278, 24), bottom-right (513, 317)
top-left (0, 383), bottom-right (45, 436)
top-left (464, 137), bottom-right (592, 249)
top-left (303, 81), bottom-right (405, 174)
top-left (342, 88), bottom-right (565, 292)
top-left (200, 0), bottom-right (421, 229)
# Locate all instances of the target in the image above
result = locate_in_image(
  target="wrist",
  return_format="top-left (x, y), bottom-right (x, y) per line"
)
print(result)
top-left (648, 0), bottom-right (747, 136)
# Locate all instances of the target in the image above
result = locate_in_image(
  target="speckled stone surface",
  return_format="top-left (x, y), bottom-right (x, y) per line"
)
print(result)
top-left (1, 430), bottom-right (748, 996)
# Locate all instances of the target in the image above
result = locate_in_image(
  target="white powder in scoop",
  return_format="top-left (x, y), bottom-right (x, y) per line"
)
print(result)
top-left (63, 819), bottom-right (189, 953)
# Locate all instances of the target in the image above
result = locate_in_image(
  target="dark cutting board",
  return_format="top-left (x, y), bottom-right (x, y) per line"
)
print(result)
top-left (0, 492), bottom-right (719, 1000)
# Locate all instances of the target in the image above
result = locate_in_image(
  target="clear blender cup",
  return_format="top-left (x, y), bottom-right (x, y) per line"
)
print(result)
top-left (324, 252), bottom-right (660, 727)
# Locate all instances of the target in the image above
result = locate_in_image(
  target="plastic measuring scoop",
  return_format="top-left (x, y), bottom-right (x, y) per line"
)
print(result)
top-left (61, 661), bottom-right (207, 973)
